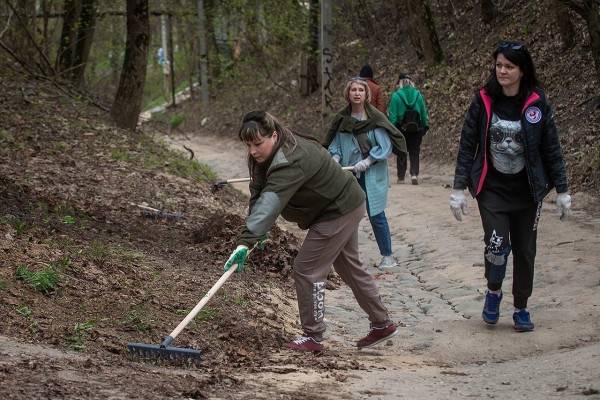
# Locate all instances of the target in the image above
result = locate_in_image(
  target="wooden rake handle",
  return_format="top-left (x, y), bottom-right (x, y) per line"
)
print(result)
top-left (166, 247), bottom-right (255, 342)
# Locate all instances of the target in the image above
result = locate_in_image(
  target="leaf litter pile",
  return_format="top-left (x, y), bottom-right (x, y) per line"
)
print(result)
top-left (0, 70), bottom-right (359, 399)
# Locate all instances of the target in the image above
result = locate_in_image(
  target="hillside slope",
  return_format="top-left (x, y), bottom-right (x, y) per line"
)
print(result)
top-left (0, 66), bottom-right (351, 399)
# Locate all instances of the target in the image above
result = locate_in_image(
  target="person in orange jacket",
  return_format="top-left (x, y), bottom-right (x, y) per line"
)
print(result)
top-left (358, 64), bottom-right (386, 113)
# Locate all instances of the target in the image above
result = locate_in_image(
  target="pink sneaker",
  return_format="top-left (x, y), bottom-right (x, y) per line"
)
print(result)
top-left (356, 323), bottom-right (398, 349)
top-left (287, 336), bottom-right (324, 352)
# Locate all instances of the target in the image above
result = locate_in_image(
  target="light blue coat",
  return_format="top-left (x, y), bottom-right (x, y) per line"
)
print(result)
top-left (328, 127), bottom-right (392, 216)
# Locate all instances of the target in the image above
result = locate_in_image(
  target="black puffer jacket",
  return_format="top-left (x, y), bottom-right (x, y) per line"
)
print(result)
top-left (453, 87), bottom-right (568, 202)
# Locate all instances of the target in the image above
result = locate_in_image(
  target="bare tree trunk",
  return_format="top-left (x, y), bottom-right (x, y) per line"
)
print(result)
top-left (15, 0), bottom-right (36, 59)
top-left (56, 0), bottom-right (81, 74)
top-left (40, 0), bottom-right (50, 56)
top-left (554, 0), bottom-right (575, 49)
top-left (422, 0), bottom-right (444, 63)
top-left (560, 0), bottom-right (600, 88)
top-left (321, 0), bottom-right (334, 125)
top-left (255, 0), bottom-right (267, 46)
top-left (167, 13), bottom-right (176, 106)
top-left (160, 8), bottom-right (171, 102)
top-left (301, 0), bottom-right (319, 96)
top-left (196, 0), bottom-right (209, 107)
top-left (110, 0), bottom-right (150, 131)
top-left (480, 0), bottom-right (497, 24)
top-left (407, 0), bottom-right (443, 64)
top-left (406, 0), bottom-right (424, 60)
top-left (179, 0), bottom-right (196, 100)
top-left (71, 0), bottom-right (96, 86)
top-left (583, 1), bottom-right (600, 88)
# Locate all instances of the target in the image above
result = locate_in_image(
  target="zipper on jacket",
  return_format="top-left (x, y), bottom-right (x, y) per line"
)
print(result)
top-left (520, 116), bottom-right (536, 201)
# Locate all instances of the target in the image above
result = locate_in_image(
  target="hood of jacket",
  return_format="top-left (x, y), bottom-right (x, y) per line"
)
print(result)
top-left (394, 86), bottom-right (420, 107)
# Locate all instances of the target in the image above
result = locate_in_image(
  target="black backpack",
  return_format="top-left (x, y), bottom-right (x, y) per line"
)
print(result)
top-left (398, 103), bottom-right (421, 135)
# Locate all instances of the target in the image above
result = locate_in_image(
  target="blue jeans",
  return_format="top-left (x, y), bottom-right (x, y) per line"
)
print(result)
top-left (358, 174), bottom-right (392, 257)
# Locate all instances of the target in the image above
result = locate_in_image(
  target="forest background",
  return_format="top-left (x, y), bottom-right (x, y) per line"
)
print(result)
top-left (0, 0), bottom-right (599, 398)
top-left (1, 0), bottom-right (599, 194)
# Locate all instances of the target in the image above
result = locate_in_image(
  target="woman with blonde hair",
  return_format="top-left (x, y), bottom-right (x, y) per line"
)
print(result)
top-left (324, 77), bottom-right (407, 269)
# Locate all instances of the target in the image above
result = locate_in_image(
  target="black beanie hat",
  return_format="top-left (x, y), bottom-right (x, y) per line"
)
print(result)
top-left (359, 64), bottom-right (373, 79)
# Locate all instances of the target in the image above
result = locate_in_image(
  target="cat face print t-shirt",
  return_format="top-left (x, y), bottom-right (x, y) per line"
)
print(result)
top-left (479, 93), bottom-right (534, 210)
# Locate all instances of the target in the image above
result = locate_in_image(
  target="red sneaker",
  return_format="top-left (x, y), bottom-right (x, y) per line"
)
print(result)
top-left (287, 336), bottom-right (324, 352)
top-left (356, 323), bottom-right (398, 349)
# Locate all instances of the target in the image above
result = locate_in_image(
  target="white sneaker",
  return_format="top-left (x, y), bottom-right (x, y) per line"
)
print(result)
top-left (378, 256), bottom-right (397, 269)
top-left (411, 176), bottom-right (418, 185)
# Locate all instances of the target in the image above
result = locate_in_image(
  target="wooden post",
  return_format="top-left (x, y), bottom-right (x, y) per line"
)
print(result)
top-left (160, 10), bottom-right (171, 102)
top-left (167, 12), bottom-right (176, 106)
top-left (196, 0), bottom-right (209, 107)
top-left (320, 0), bottom-right (334, 127)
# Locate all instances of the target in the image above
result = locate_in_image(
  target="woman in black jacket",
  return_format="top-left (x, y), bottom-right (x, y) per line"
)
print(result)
top-left (449, 41), bottom-right (571, 332)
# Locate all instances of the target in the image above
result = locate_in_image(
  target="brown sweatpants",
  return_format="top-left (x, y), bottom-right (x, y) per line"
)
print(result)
top-left (293, 202), bottom-right (391, 340)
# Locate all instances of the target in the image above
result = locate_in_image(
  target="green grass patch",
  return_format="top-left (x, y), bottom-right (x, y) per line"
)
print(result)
top-left (174, 307), bottom-right (218, 324)
top-left (110, 135), bottom-right (216, 183)
top-left (169, 114), bottom-right (185, 129)
top-left (0, 129), bottom-right (14, 143)
top-left (1, 215), bottom-right (27, 235)
top-left (122, 308), bottom-right (153, 332)
top-left (62, 215), bottom-right (76, 225)
top-left (196, 308), bottom-right (218, 322)
top-left (233, 296), bottom-right (249, 307)
top-left (16, 265), bottom-right (60, 295)
top-left (111, 148), bottom-right (134, 162)
top-left (68, 321), bottom-right (95, 351)
top-left (16, 305), bottom-right (32, 318)
top-left (52, 141), bottom-right (67, 153)
top-left (52, 255), bottom-right (72, 270)
top-left (87, 240), bottom-right (111, 265)
top-left (165, 156), bottom-right (215, 182)
top-left (112, 246), bottom-right (144, 265)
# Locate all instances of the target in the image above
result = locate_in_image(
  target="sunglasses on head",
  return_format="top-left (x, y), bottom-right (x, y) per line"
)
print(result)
top-left (498, 41), bottom-right (525, 51)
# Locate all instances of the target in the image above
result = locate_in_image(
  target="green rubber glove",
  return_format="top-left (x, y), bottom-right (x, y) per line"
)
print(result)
top-left (224, 245), bottom-right (249, 273)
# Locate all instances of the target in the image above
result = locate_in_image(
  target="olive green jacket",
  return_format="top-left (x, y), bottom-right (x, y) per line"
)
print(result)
top-left (239, 135), bottom-right (365, 246)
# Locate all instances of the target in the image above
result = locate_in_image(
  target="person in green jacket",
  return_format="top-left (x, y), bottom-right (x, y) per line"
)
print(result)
top-left (387, 73), bottom-right (429, 185)
top-left (223, 110), bottom-right (398, 352)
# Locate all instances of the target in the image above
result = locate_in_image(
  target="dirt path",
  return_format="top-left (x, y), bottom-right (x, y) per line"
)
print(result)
top-left (169, 133), bottom-right (600, 399)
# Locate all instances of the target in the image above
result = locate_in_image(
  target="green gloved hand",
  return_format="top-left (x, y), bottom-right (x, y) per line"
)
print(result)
top-left (224, 245), bottom-right (249, 273)
top-left (256, 234), bottom-right (268, 251)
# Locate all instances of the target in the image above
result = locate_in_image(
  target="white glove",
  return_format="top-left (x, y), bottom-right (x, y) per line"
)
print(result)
top-left (556, 192), bottom-right (571, 220)
top-left (449, 189), bottom-right (468, 221)
top-left (332, 154), bottom-right (341, 164)
top-left (353, 157), bottom-right (373, 172)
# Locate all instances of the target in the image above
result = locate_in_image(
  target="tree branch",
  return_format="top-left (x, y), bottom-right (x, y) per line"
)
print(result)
top-left (0, 8), bottom-right (13, 38)
top-left (0, 39), bottom-right (39, 77)
top-left (5, 0), bottom-right (56, 76)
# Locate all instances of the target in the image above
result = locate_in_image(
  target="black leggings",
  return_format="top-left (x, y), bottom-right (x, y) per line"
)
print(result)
top-left (477, 201), bottom-right (541, 309)
top-left (395, 132), bottom-right (422, 178)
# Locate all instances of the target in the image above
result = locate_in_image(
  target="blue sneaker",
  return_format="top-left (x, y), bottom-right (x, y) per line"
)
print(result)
top-left (482, 290), bottom-right (502, 324)
top-left (513, 309), bottom-right (535, 332)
